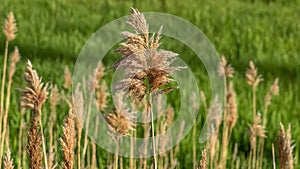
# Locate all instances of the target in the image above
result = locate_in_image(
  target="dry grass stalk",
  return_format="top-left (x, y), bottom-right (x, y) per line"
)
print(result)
top-left (73, 84), bottom-right (84, 169)
top-left (3, 148), bottom-right (14, 169)
top-left (205, 97), bottom-right (222, 169)
top-left (246, 61), bottom-right (263, 120)
top-left (258, 78), bottom-right (279, 169)
top-left (218, 56), bottom-right (235, 169)
top-left (113, 8), bottom-right (185, 169)
top-left (0, 12), bottom-right (17, 162)
top-left (17, 108), bottom-right (25, 169)
top-left (20, 60), bottom-right (49, 169)
top-left (248, 113), bottom-right (266, 169)
top-left (49, 85), bottom-right (59, 158)
top-left (196, 149), bottom-right (207, 169)
top-left (272, 143), bottom-right (276, 169)
top-left (82, 61), bottom-right (105, 166)
top-left (231, 143), bottom-right (238, 169)
top-left (0, 47), bottom-right (20, 163)
top-left (278, 123), bottom-right (294, 169)
top-left (60, 110), bottom-right (76, 169)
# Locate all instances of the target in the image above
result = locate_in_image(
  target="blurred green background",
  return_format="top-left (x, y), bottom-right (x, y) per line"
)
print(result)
top-left (1, 0), bottom-right (300, 168)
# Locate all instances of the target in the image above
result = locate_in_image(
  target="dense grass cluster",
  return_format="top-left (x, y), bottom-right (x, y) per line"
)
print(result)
top-left (0, 0), bottom-right (299, 168)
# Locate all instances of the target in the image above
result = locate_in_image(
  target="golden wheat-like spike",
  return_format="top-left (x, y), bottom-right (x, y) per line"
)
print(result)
top-left (278, 123), bottom-right (294, 169)
top-left (4, 148), bottom-right (14, 169)
top-left (60, 110), bottom-right (76, 169)
top-left (3, 12), bottom-right (17, 41)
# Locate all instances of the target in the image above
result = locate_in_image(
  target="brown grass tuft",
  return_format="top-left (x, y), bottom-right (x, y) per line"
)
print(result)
top-left (196, 149), bottom-right (207, 169)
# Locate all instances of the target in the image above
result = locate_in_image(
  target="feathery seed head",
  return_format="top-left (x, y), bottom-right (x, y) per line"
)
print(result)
top-left (246, 61), bottom-right (263, 87)
top-left (113, 8), bottom-right (185, 101)
top-left (8, 46), bottom-right (20, 79)
top-left (20, 60), bottom-right (49, 111)
top-left (227, 81), bottom-right (237, 131)
top-left (3, 12), bottom-right (17, 41)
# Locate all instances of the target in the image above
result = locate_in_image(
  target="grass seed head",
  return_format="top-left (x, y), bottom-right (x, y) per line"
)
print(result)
top-left (3, 12), bottom-right (17, 41)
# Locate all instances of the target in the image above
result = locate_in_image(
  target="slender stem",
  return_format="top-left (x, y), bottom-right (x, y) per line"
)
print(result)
top-left (0, 40), bottom-right (9, 166)
top-left (114, 137), bottom-right (119, 169)
top-left (17, 115), bottom-right (24, 169)
top-left (252, 86), bottom-right (256, 121)
top-left (220, 76), bottom-right (229, 168)
top-left (82, 91), bottom-right (93, 166)
top-left (148, 95), bottom-right (157, 169)
top-left (39, 116), bottom-right (49, 169)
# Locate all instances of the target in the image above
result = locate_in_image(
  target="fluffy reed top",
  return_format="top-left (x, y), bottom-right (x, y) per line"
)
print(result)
top-left (20, 60), bottom-right (49, 111)
top-left (113, 8), bottom-right (185, 101)
top-left (246, 61), bottom-right (263, 87)
top-left (3, 12), bottom-right (17, 41)
top-left (8, 47), bottom-right (20, 79)
top-left (4, 149), bottom-right (14, 169)
top-left (105, 93), bottom-right (136, 136)
top-left (278, 123), bottom-right (294, 169)
top-left (60, 110), bottom-right (76, 169)
top-left (218, 56), bottom-right (234, 78)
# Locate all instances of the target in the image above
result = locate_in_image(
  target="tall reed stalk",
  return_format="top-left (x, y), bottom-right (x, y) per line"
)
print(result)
top-left (0, 12), bottom-right (17, 165)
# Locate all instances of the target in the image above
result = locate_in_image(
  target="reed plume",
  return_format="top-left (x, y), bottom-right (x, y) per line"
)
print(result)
top-left (60, 110), bottom-right (76, 169)
top-left (20, 60), bottom-right (49, 169)
top-left (3, 148), bottom-right (14, 169)
top-left (113, 8), bottom-right (185, 169)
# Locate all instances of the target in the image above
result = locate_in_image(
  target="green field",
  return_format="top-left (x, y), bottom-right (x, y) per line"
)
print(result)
top-left (1, 0), bottom-right (300, 168)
